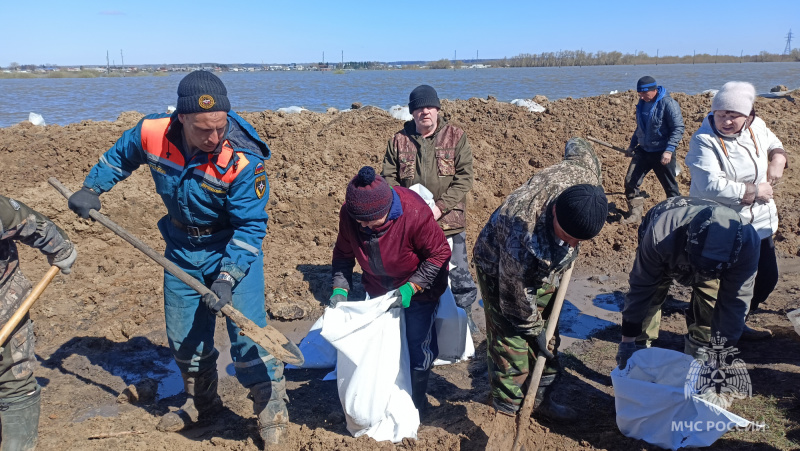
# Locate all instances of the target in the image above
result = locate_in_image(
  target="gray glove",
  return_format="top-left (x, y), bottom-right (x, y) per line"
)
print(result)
top-left (616, 341), bottom-right (639, 369)
top-left (536, 333), bottom-right (556, 360)
top-left (48, 247), bottom-right (77, 275)
top-left (203, 279), bottom-right (232, 316)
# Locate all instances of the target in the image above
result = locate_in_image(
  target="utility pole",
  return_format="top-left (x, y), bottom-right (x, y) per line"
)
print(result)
top-left (454, 50), bottom-right (457, 70)
top-left (120, 49), bottom-right (125, 77)
top-left (715, 48), bottom-right (718, 64)
top-left (693, 50), bottom-right (695, 65)
top-left (740, 50), bottom-right (743, 63)
top-left (341, 50), bottom-right (343, 69)
top-left (656, 49), bottom-right (659, 66)
top-left (634, 49), bottom-right (637, 66)
top-left (106, 50), bottom-right (110, 74)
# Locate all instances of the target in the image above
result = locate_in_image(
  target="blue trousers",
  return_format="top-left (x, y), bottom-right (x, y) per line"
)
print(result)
top-left (158, 217), bottom-right (282, 389)
top-left (405, 300), bottom-right (439, 371)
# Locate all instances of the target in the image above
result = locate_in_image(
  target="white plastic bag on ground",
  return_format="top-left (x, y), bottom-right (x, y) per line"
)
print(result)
top-left (320, 291), bottom-right (419, 442)
top-left (28, 112), bottom-right (45, 126)
top-left (284, 317), bottom-right (336, 370)
top-left (433, 287), bottom-right (475, 365)
top-left (611, 347), bottom-right (751, 450)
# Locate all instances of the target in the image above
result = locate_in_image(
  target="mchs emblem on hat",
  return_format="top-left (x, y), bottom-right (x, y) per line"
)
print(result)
top-left (198, 95), bottom-right (216, 110)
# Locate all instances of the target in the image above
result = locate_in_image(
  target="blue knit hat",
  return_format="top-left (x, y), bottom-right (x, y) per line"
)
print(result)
top-left (176, 71), bottom-right (231, 114)
top-left (345, 167), bottom-right (393, 222)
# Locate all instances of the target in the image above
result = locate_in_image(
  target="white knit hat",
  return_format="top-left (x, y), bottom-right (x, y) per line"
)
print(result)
top-left (711, 81), bottom-right (756, 116)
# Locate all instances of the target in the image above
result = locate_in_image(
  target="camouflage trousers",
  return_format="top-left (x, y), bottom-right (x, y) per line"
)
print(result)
top-left (476, 266), bottom-right (559, 413)
top-left (637, 278), bottom-right (719, 346)
top-left (0, 268), bottom-right (37, 399)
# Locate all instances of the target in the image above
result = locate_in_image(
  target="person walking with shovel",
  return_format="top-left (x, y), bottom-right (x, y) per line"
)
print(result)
top-left (66, 71), bottom-right (287, 448)
top-left (472, 137), bottom-right (608, 422)
top-left (0, 195), bottom-right (77, 450)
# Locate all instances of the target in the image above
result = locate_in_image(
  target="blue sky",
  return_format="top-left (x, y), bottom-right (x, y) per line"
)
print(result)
top-left (2, 0), bottom-right (797, 66)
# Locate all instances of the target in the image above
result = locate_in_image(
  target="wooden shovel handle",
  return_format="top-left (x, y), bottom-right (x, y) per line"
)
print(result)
top-left (0, 265), bottom-right (60, 350)
top-left (512, 262), bottom-right (575, 451)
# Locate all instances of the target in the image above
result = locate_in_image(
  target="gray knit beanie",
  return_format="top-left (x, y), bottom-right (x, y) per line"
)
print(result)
top-left (176, 71), bottom-right (231, 114)
top-left (711, 81), bottom-right (756, 116)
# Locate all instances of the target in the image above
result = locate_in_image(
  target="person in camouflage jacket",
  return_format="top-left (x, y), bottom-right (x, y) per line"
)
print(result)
top-left (1, 195), bottom-right (76, 450)
top-left (473, 138), bottom-right (607, 420)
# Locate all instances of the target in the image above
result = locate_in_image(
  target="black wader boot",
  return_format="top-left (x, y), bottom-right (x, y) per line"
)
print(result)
top-left (157, 367), bottom-right (222, 432)
top-left (410, 369), bottom-right (431, 415)
top-left (532, 374), bottom-right (577, 422)
top-left (250, 379), bottom-right (289, 449)
top-left (0, 385), bottom-right (41, 451)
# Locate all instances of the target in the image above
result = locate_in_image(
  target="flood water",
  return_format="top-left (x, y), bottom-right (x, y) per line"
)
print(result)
top-left (1, 62), bottom-right (798, 128)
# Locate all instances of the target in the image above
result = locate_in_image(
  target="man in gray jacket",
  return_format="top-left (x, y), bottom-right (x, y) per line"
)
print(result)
top-left (622, 76), bottom-right (685, 224)
top-left (616, 197), bottom-right (760, 369)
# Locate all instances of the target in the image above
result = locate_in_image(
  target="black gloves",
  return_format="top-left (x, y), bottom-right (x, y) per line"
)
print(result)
top-left (68, 187), bottom-right (101, 219)
top-left (616, 341), bottom-right (640, 369)
top-left (203, 278), bottom-right (233, 316)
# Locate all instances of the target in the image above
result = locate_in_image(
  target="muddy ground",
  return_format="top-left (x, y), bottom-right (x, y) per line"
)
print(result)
top-left (1, 89), bottom-right (799, 450)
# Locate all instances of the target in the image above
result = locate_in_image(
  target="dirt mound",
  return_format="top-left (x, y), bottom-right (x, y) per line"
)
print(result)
top-left (1, 92), bottom-right (799, 450)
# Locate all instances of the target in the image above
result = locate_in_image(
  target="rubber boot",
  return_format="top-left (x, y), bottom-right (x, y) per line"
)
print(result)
top-left (251, 380), bottom-right (289, 448)
top-left (463, 304), bottom-right (480, 335)
top-left (684, 335), bottom-right (708, 360)
top-left (532, 375), bottom-right (577, 422)
top-left (410, 369), bottom-right (431, 415)
top-left (157, 367), bottom-right (222, 432)
top-left (0, 385), bottom-right (41, 451)
top-left (740, 315), bottom-right (772, 341)
top-left (621, 197), bottom-right (645, 224)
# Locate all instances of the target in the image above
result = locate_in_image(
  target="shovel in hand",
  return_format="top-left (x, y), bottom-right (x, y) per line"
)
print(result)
top-left (0, 266), bottom-right (60, 353)
top-left (49, 177), bottom-right (304, 366)
top-left (486, 262), bottom-right (575, 451)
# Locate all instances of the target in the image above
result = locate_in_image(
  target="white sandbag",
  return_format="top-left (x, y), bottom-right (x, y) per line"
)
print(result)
top-left (510, 99), bottom-right (545, 113)
top-left (284, 317), bottom-right (336, 370)
top-left (389, 105), bottom-right (413, 121)
top-left (320, 291), bottom-right (419, 442)
top-left (408, 184), bottom-right (435, 209)
top-left (611, 347), bottom-right (751, 450)
top-left (277, 106), bottom-right (307, 114)
top-left (28, 112), bottom-right (45, 126)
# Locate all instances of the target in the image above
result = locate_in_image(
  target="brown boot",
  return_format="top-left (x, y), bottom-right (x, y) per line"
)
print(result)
top-left (621, 197), bottom-right (645, 224)
top-left (251, 380), bottom-right (289, 448)
top-left (157, 368), bottom-right (222, 432)
top-left (740, 323), bottom-right (772, 341)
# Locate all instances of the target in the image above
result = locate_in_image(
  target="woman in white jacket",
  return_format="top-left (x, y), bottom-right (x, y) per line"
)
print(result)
top-left (685, 81), bottom-right (787, 340)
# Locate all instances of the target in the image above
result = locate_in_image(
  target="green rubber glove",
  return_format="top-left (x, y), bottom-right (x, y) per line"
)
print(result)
top-left (329, 287), bottom-right (348, 308)
top-left (398, 282), bottom-right (416, 308)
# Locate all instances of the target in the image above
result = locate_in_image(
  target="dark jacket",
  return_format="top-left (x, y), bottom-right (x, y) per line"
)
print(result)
top-left (332, 187), bottom-right (451, 302)
top-left (382, 117), bottom-right (473, 236)
top-left (629, 86), bottom-right (685, 153)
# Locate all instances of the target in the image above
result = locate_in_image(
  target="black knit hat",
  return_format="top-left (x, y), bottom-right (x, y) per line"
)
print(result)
top-left (637, 76), bottom-right (657, 92)
top-left (176, 71), bottom-right (231, 114)
top-left (408, 85), bottom-right (441, 112)
top-left (345, 167), bottom-right (394, 222)
top-left (555, 184), bottom-right (608, 240)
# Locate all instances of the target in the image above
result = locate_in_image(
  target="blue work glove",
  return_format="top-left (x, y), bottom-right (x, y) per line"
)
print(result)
top-left (68, 187), bottom-right (101, 219)
top-left (203, 278), bottom-right (232, 316)
top-left (616, 341), bottom-right (639, 369)
top-left (329, 288), bottom-right (348, 308)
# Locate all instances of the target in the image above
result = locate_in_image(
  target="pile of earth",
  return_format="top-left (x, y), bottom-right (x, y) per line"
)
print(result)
top-left (1, 90), bottom-right (799, 450)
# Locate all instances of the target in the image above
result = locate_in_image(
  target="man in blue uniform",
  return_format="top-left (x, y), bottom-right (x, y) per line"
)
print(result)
top-left (67, 71), bottom-right (286, 448)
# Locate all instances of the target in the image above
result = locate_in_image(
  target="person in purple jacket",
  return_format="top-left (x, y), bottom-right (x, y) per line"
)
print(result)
top-left (330, 166), bottom-right (451, 416)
